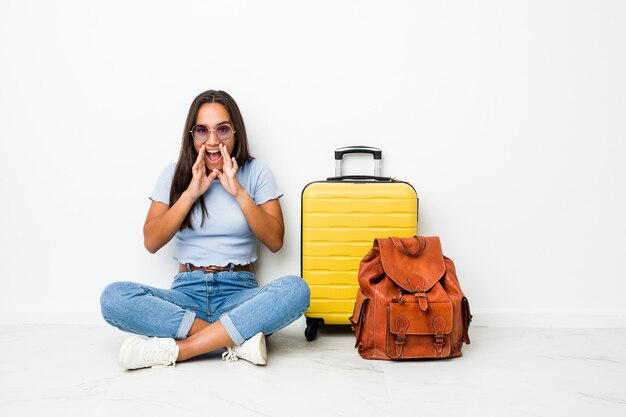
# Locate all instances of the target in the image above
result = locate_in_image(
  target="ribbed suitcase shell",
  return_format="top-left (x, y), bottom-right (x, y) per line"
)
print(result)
top-left (301, 180), bottom-right (418, 326)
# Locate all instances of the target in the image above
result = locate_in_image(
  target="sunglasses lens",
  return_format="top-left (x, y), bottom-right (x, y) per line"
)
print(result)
top-left (216, 125), bottom-right (233, 141)
top-left (192, 125), bottom-right (208, 140)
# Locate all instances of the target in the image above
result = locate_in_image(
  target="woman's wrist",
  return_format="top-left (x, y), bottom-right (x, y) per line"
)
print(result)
top-left (181, 189), bottom-right (199, 204)
top-left (234, 188), bottom-right (251, 205)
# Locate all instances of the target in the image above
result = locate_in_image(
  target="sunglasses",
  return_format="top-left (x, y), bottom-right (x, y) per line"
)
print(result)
top-left (190, 124), bottom-right (235, 142)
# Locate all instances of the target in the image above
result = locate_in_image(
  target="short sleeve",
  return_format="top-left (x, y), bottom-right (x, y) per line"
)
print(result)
top-left (149, 163), bottom-right (176, 205)
top-left (251, 160), bottom-right (283, 205)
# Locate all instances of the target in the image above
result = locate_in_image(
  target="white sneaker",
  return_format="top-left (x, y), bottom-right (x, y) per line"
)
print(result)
top-left (222, 332), bottom-right (267, 365)
top-left (118, 336), bottom-right (179, 370)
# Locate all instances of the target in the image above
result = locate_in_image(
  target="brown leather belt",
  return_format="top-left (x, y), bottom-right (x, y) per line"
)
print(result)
top-left (179, 263), bottom-right (254, 273)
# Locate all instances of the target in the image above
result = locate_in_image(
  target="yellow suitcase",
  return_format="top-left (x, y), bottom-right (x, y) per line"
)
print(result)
top-left (301, 146), bottom-right (418, 340)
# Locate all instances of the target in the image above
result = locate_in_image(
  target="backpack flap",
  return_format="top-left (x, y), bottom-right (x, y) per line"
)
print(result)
top-left (378, 236), bottom-right (446, 310)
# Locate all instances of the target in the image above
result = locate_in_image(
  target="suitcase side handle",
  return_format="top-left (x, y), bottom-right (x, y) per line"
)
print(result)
top-left (334, 146), bottom-right (382, 177)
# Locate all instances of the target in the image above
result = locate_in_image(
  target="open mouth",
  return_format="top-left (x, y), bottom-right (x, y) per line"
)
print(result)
top-left (205, 149), bottom-right (222, 164)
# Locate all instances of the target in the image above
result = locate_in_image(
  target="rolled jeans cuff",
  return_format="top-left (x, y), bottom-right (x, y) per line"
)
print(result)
top-left (176, 309), bottom-right (196, 340)
top-left (220, 313), bottom-right (244, 345)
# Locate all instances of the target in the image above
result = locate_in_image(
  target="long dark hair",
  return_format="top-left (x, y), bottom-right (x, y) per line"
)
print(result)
top-left (170, 90), bottom-right (253, 230)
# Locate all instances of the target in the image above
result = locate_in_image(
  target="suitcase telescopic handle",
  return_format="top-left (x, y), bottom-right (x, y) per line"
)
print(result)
top-left (334, 146), bottom-right (382, 177)
top-left (334, 146), bottom-right (382, 160)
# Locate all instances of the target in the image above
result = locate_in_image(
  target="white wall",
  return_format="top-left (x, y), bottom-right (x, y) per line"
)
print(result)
top-left (1, 0), bottom-right (625, 327)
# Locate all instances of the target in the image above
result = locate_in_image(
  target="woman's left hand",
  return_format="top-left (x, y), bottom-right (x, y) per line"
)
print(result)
top-left (216, 143), bottom-right (244, 198)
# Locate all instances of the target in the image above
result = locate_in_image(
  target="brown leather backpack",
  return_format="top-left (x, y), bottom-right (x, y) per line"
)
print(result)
top-left (350, 236), bottom-right (472, 360)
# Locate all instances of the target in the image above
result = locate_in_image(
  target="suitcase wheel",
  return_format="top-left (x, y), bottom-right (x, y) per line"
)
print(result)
top-left (305, 318), bottom-right (322, 341)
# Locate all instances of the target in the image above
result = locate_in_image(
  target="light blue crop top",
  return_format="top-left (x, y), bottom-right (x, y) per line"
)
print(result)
top-left (149, 159), bottom-right (283, 267)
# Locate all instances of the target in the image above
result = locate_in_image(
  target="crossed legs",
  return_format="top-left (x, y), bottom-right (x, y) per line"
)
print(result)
top-left (100, 273), bottom-right (310, 364)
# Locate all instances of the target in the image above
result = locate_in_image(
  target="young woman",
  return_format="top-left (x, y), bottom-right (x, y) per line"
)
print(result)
top-left (100, 90), bottom-right (310, 370)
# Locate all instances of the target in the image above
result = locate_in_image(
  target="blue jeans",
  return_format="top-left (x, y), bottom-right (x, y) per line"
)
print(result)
top-left (99, 269), bottom-right (310, 345)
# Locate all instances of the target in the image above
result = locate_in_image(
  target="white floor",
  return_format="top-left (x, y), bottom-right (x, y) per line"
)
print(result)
top-left (1, 324), bottom-right (625, 417)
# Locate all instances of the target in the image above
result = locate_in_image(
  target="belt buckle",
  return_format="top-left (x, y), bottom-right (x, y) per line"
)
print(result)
top-left (203, 265), bottom-right (226, 273)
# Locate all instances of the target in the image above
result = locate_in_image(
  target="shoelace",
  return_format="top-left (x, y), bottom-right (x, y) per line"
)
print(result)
top-left (147, 338), bottom-right (177, 368)
top-left (222, 346), bottom-right (239, 362)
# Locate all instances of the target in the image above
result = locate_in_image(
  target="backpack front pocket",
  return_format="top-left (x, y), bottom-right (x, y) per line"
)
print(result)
top-left (386, 301), bottom-right (453, 359)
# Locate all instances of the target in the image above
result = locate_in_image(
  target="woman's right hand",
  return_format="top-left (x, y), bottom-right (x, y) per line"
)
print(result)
top-left (186, 145), bottom-right (219, 199)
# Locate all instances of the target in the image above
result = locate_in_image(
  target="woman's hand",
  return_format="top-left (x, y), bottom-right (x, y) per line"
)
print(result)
top-left (216, 143), bottom-right (244, 198)
top-left (186, 145), bottom-right (219, 199)
top-left (213, 143), bottom-right (284, 252)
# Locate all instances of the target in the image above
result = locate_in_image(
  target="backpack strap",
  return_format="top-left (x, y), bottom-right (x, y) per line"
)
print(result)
top-left (433, 315), bottom-right (448, 357)
top-left (394, 315), bottom-right (409, 358)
